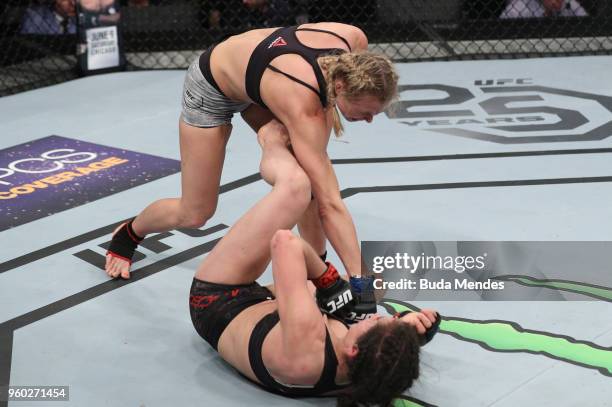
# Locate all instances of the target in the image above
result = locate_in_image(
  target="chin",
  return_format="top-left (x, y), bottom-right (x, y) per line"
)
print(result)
top-left (339, 111), bottom-right (353, 122)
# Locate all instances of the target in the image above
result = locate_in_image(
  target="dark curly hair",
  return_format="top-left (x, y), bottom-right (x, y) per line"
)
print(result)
top-left (337, 321), bottom-right (420, 407)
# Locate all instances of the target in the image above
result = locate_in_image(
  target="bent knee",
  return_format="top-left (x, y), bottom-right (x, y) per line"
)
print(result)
top-left (277, 167), bottom-right (311, 204)
top-left (179, 207), bottom-right (216, 229)
top-left (271, 229), bottom-right (298, 251)
top-left (259, 119), bottom-right (289, 139)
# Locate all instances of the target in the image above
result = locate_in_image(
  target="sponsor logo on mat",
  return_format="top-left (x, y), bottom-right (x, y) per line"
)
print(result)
top-left (0, 135), bottom-right (180, 231)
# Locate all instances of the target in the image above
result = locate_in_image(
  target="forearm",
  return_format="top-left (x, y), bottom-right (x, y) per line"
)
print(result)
top-left (318, 201), bottom-right (362, 277)
top-left (297, 198), bottom-right (326, 256)
top-left (277, 109), bottom-right (363, 276)
top-left (300, 238), bottom-right (328, 279)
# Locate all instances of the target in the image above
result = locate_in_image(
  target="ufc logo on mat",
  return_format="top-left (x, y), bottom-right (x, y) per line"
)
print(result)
top-left (326, 290), bottom-right (353, 313)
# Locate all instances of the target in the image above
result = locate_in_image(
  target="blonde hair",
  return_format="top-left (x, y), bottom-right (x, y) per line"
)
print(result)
top-left (318, 51), bottom-right (399, 136)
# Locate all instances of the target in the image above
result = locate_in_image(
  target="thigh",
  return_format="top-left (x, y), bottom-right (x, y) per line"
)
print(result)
top-left (189, 278), bottom-right (273, 350)
top-left (196, 156), bottom-right (310, 285)
top-left (195, 192), bottom-right (283, 285)
top-left (179, 119), bottom-right (232, 214)
top-left (240, 104), bottom-right (277, 133)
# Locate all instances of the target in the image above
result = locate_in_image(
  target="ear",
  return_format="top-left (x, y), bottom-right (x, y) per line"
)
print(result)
top-left (348, 344), bottom-right (359, 358)
top-left (334, 80), bottom-right (344, 95)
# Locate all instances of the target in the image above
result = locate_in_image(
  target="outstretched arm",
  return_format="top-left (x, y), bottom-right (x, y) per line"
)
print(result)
top-left (266, 102), bottom-right (362, 277)
top-left (291, 115), bottom-right (362, 277)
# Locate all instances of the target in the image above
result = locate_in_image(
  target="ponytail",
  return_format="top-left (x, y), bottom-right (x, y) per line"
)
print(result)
top-left (331, 104), bottom-right (344, 137)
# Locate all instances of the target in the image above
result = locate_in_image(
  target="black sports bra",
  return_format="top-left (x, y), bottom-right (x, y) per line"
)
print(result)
top-left (248, 311), bottom-right (350, 397)
top-left (244, 25), bottom-right (352, 109)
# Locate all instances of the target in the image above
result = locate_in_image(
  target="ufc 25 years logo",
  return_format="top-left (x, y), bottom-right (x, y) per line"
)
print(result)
top-left (387, 78), bottom-right (612, 144)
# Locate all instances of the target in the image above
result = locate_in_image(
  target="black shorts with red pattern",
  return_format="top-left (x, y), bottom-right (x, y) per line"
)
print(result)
top-left (189, 278), bottom-right (274, 350)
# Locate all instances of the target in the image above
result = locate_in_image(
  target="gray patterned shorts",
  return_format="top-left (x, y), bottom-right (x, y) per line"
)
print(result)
top-left (180, 58), bottom-right (250, 128)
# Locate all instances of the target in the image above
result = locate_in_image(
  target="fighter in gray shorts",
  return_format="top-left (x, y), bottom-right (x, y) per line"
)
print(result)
top-left (181, 48), bottom-right (250, 128)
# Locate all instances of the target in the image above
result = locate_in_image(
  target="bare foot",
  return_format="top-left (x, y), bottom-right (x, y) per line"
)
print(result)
top-left (105, 223), bottom-right (132, 279)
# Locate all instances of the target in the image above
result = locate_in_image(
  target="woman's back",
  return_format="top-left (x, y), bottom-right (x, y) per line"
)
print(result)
top-left (210, 22), bottom-right (364, 105)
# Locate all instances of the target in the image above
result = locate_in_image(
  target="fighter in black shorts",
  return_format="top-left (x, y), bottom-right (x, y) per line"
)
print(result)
top-left (188, 123), bottom-right (440, 405)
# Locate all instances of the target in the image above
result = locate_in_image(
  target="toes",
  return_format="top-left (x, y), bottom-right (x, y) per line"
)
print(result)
top-left (109, 261), bottom-right (120, 279)
top-left (109, 258), bottom-right (121, 279)
top-left (107, 263), bottom-right (116, 278)
top-left (105, 255), bottom-right (112, 276)
top-left (113, 262), bottom-right (125, 279)
top-left (104, 255), bottom-right (132, 279)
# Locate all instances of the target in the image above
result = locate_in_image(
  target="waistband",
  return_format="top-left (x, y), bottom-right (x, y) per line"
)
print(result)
top-left (198, 44), bottom-right (226, 97)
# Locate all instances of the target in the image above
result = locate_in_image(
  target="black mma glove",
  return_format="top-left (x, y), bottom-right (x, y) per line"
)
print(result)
top-left (394, 310), bottom-right (442, 345)
top-left (313, 262), bottom-right (354, 316)
top-left (313, 263), bottom-right (378, 325)
top-left (345, 275), bottom-right (378, 324)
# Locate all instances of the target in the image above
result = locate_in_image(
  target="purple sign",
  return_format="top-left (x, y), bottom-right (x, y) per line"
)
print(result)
top-left (0, 135), bottom-right (181, 231)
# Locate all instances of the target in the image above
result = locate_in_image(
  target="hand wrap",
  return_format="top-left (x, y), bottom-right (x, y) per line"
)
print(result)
top-left (106, 219), bottom-right (144, 264)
